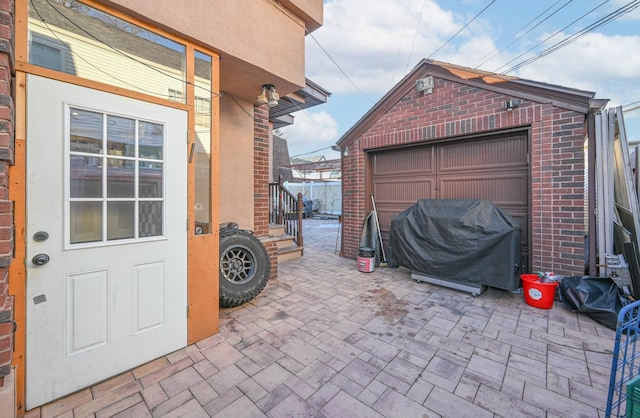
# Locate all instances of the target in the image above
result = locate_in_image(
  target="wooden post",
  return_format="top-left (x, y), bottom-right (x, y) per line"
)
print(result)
top-left (297, 192), bottom-right (303, 249)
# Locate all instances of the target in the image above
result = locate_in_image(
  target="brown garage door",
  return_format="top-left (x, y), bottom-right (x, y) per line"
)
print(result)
top-left (371, 131), bottom-right (529, 270)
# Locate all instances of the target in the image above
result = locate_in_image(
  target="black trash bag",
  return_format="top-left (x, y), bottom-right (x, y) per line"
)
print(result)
top-left (558, 276), bottom-right (630, 330)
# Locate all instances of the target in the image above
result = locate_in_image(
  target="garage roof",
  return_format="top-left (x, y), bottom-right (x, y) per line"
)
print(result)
top-left (336, 59), bottom-right (605, 148)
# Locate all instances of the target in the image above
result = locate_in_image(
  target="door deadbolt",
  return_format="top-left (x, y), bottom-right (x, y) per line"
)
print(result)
top-left (33, 231), bottom-right (49, 242)
top-left (32, 254), bottom-right (50, 266)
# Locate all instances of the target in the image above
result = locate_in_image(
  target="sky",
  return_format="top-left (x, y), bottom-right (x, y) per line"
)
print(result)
top-left (277, 0), bottom-right (640, 161)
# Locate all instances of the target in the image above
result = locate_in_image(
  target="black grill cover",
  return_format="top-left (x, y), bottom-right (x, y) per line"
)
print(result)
top-left (389, 199), bottom-right (522, 291)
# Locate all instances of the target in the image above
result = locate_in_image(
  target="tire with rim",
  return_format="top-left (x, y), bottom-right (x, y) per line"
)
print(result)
top-left (219, 229), bottom-right (271, 307)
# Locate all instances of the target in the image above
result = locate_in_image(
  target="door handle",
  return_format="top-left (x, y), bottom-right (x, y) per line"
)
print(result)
top-left (32, 254), bottom-right (50, 266)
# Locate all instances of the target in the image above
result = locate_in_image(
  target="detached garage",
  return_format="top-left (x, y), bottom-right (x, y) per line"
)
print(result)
top-left (337, 59), bottom-right (606, 276)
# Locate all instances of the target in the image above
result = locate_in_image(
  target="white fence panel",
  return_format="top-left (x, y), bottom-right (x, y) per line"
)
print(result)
top-left (285, 181), bottom-right (342, 215)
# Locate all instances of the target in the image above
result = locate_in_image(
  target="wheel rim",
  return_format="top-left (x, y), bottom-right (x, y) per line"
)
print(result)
top-left (220, 244), bottom-right (257, 285)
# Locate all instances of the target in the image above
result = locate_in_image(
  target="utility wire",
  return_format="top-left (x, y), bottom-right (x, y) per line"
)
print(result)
top-left (33, 0), bottom-right (334, 136)
top-left (405, 0), bottom-right (428, 73)
top-left (308, 32), bottom-right (375, 103)
top-left (493, 0), bottom-right (611, 73)
top-left (504, 0), bottom-right (640, 73)
top-left (290, 146), bottom-right (334, 159)
top-left (293, 107), bottom-right (327, 128)
top-left (224, 92), bottom-right (253, 117)
top-left (389, 2), bottom-right (415, 86)
top-left (474, 0), bottom-right (572, 69)
top-left (427, 0), bottom-right (496, 60)
top-left (31, 0), bottom-right (169, 97)
top-left (277, 96), bottom-right (327, 128)
top-left (34, 0), bottom-right (266, 126)
top-left (501, 0), bottom-right (640, 74)
top-left (38, 0), bottom-right (221, 98)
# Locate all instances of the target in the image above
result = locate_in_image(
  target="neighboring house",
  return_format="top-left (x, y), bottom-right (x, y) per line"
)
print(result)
top-left (273, 135), bottom-right (294, 183)
top-left (291, 156), bottom-right (342, 181)
top-left (271, 144), bottom-right (342, 216)
top-left (336, 59), bottom-right (607, 276)
top-left (272, 79), bottom-right (331, 182)
top-left (0, 0), bottom-right (324, 415)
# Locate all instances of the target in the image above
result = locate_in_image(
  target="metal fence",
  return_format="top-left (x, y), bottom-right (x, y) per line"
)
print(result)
top-left (606, 300), bottom-right (640, 417)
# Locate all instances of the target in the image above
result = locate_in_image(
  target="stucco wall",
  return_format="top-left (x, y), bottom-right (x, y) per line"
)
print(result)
top-left (281, 0), bottom-right (323, 31)
top-left (342, 77), bottom-right (588, 276)
top-left (219, 95), bottom-right (255, 230)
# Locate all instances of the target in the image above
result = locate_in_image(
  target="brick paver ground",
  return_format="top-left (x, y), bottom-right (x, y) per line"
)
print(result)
top-left (26, 218), bottom-right (615, 417)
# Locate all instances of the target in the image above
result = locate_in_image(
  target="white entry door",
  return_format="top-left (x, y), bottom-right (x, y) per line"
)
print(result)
top-left (25, 75), bottom-right (188, 409)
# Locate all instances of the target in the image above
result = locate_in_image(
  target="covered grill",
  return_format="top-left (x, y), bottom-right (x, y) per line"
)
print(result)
top-left (389, 199), bottom-right (522, 292)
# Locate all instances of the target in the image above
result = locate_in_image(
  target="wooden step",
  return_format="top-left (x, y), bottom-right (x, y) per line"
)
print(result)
top-left (278, 244), bottom-right (304, 262)
top-left (273, 234), bottom-right (294, 250)
top-left (263, 226), bottom-right (304, 262)
top-left (269, 224), bottom-right (286, 236)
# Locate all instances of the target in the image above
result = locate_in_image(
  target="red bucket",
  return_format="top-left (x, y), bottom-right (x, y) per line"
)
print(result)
top-left (520, 274), bottom-right (558, 309)
top-left (358, 256), bottom-right (375, 273)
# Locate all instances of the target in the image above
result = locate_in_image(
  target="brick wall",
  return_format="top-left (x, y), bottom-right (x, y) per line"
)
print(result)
top-left (342, 76), bottom-right (587, 276)
top-left (0, 0), bottom-right (13, 389)
top-left (341, 140), bottom-right (365, 263)
top-left (254, 105), bottom-right (278, 278)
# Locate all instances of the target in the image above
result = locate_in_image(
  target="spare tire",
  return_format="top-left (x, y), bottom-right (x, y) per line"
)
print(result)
top-left (219, 222), bottom-right (239, 237)
top-left (219, 229), bottom-right (271, 307)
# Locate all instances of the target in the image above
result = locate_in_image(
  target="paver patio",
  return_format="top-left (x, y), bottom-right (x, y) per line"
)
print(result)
top-left (26, 218), bottom-right (615, 417)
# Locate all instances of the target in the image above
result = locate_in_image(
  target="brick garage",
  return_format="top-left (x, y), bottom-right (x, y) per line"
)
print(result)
top-left (337, 59), bottom-right (605, 276)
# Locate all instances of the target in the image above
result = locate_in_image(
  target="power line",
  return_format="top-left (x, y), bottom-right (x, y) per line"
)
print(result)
top-left (37, 0), bottom-right (221, 99)
top-left (405, 0), bottom-right (429, 73)
top-left (474, 0), bottom-right (572, 69)
top-left (493, 0), bottom-right (611, 73)
top-left (500, 0), bottom-right (640, 74)
top-left (224, 92), bottom-right (253, 117)
top-left (504, 0), bottom-right (640, 73)
top-left (280, 97), bottom-right (327, 128)
top-left (389, 2), bottom-right (415, 87)
top-left (32, 0), bottom-right (166, 97)
top-left (290, 146), bottom-right (334, 159)
top-left (308, 32), bottom-right (375, 104)
top-left (427, 0), bottom-right (496, 60)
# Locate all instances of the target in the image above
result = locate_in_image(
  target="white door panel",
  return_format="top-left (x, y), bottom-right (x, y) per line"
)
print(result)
top-left (26, 75), bottom-right (188, 408)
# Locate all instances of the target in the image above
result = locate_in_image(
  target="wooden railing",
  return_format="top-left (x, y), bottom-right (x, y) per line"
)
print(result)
top-left (269, 176), bottom-right (303, 248)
